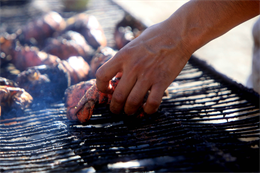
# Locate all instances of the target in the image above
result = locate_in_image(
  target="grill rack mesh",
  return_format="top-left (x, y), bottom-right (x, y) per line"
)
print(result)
top-left (0, 0), bottom-right (259, 172)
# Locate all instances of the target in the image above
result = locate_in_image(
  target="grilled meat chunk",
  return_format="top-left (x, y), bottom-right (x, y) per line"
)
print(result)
top-left (65, 77), bottom-right (149, 123)
top-left (16, 64), bottom-right (70, 101)
top-left (16, 11), bottom-right (66, 47)
top-left (114, 14), bottom-right (144, 49)
top-left (65, 13), bottom-right (107, 49)
top-left (60, 56), bottom-right (90, 85)
top-left (43, 31), bottom-right (93, 61)
top-left (89, 47), bottom-right (117, 79)
top-left (65, 79), bottom-right (96, 121)
top-left (0, 77), bottom-right (18, 87)
top-left (65, 78), bottom-right (116, 123)
top-left (12, 46), bottom-right (61, 71)
top-left (0, 85), bottom-right (33, 116)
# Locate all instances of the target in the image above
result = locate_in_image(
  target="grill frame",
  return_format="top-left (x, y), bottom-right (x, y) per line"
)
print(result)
top-left (0, 0), bottom-right (259, 172)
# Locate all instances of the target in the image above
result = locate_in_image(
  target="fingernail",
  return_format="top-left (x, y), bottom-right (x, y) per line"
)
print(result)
top-left (143, 102), bottom-right (158, 114)
top-left (126, 112), bottom-right (136, 116)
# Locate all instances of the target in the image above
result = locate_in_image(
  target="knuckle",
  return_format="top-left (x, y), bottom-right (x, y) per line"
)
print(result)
top-left (110, 106), bottom-right (121, 114)
top-left (113, 92), bottom-right (125, 104)
top-left (121, 46), bottom-right (132, 56)
top-left (129, 62), bottom-right (142, 75)
top-left (95, 68), bottom-right (104, 80)
top-left (147, 97), bottom-right (161, 109)
top-left (127, 96), bottom-right (141, 108)
top-left (156, 69), bottom-right (171, 84)
top-left (140, 77), bottom-right (150, 84)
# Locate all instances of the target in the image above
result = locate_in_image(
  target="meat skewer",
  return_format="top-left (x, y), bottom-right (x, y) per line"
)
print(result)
top-left (65, 73), bottom-right (170, 123)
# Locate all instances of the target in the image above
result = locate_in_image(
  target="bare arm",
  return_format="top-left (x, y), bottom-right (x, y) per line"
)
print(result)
top-left (96, 0), bottom-right (259, 115)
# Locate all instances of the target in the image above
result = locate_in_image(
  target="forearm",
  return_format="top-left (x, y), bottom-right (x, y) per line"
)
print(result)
top-left (164, 0), bottom-right (259, 55)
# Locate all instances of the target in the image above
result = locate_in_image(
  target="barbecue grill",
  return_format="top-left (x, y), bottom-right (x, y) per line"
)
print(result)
top-left (0, 0), bottom-right (259, 172)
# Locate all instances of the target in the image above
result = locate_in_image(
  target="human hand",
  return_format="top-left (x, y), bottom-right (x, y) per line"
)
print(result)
top-left (96, 0), bottom-right (259, 116)
top-left (96, 20), bottom-right (192, 115)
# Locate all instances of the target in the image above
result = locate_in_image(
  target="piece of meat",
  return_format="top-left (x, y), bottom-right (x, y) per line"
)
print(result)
top-left (60, 56), bottom-right (90, 85)
top-left (65, 79), bottom-right (96, 121)
top-left (16, 67), bottom-right (51, 91)
top-left (114, 14), bottom-right (144, 49)
top-left (65, 13), bottom-right (107, 49)
top-left (65, 78), bottom-right (116, 122)
top-left (43, 31), bottom-right (93, 61)
top-left (89, 47), bottom-right (117, 79)
top-left (16, 64), bottom-right (70, 101)
top-left (0, 77), bottom-right (18, 87)
top-left (11, 45), bottom-right (61, 71)
top-left (0, 34), bottom-right (62, 71)
top-left (0, 33), bottom-right (16, 62)
top-left (114, 26), bottom-right (135, 49)
top-left (16, 11), bottom-right (66, 47)
top-left (0, 85), bottom-right (33, 116)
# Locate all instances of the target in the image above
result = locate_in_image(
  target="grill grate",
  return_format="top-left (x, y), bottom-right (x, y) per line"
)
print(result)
top-left (0, 0), bottom-right (259, 172)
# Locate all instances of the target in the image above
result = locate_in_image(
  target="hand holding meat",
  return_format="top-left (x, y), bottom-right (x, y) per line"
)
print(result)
top-left (65, 78), bottom-right (119, 123)
top-left (65, 77), bottom-right (146, 123)
top-left (96, 22), bottom-right (189, 115)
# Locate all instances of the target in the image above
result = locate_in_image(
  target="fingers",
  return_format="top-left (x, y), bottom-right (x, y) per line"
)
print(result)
top-left (143, 83), bottom-right (165, 114)
top-left (114, 75), bottom-right (165, 116)
top-left (124, 79), bottom-right (151, 115)
top-left (110, 73), bottom-right (136, 114)
top-left (95, 54), bottom-right (122, 93)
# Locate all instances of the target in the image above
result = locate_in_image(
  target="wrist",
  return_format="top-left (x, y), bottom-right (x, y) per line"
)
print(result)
top-left (163, 2), bottom-right (210, 57)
